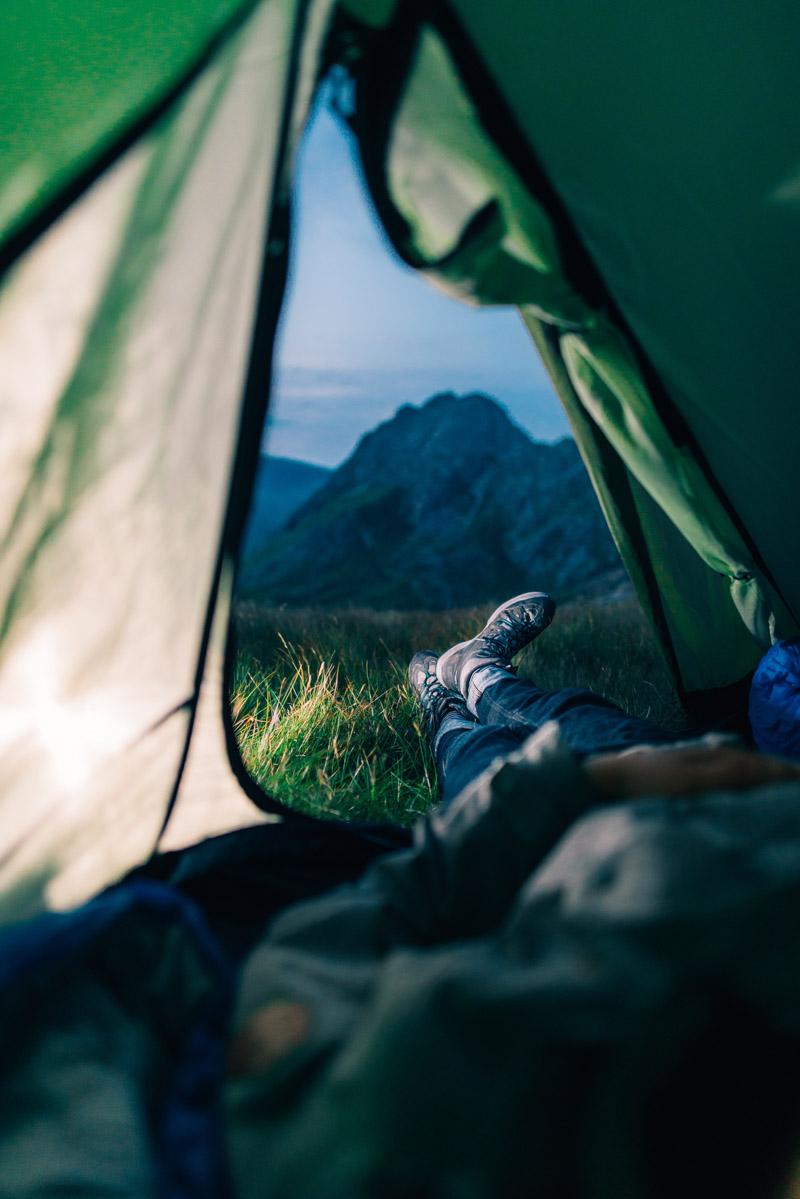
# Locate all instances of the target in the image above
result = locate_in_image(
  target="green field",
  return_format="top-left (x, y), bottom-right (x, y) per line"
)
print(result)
top-left (231, 598), bottom-right (686, 825)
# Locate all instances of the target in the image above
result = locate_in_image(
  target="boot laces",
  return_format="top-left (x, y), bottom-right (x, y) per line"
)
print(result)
top-left (420, 676), bottom-right (464, 730)
top-left (483, 605), bottom-right (542, 659)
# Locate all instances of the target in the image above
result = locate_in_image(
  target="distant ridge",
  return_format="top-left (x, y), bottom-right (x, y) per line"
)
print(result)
top-left (240, 455), bottom-right (331, 565)
top-left (239, 393), bottom-right (628, 607)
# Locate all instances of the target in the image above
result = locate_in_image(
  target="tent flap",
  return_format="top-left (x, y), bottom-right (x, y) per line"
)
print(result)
top-left (0, 0), bottom-right (329, 919)
top-left (340, 4), bottom-right (800, 695)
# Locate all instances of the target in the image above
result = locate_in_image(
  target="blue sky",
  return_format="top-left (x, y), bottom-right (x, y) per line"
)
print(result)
top-left (265, 96), bottom-right (568, 467)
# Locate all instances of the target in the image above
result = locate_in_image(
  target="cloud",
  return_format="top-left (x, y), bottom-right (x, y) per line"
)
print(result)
top-left (276, 380), bottom-right (364, 401)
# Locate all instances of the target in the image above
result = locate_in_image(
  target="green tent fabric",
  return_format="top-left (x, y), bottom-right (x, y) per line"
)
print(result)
top-left (0, 0), bottom-right (334, 918)
top-left (341, 1), bottom-right (800, 689)
top-left (3, 0), bottom-right (800, 913)
top-left (1, 1), bottom-right (264, 259)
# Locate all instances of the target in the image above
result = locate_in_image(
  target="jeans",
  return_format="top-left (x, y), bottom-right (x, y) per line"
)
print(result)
top-left (436, 673), bottom-right (686, 804)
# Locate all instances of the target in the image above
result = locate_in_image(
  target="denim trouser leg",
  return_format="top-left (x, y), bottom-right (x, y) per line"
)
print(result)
top-left (475, 674), bottom-right (684, 758)
top-left (435, 720), bottom-right (529, 806)
top-left (434, 673), bottom-right (687, 804)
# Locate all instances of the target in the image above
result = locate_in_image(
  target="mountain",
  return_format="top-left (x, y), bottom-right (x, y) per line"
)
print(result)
top-left (239, 393), bottom-right (629, 608)
top-left (240, 455), bottom-right (331, 564)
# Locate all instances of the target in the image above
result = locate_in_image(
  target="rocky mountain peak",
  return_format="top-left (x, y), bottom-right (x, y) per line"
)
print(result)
top-left (348, 390), bottom-right (531, 461)
top-left (240, 392), bottom-right (628, 608)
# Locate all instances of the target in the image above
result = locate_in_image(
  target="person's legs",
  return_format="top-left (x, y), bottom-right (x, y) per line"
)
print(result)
top-left (431, 666), bottom-right (683, 800)
top-left (433, 716), bottom-right (529, 804)
top-left (409, 650), bottom-right (530, 804)
top-left (473, 670), bottom-right (684, 758)
top-left (435, 592), bottom-right (690, 762)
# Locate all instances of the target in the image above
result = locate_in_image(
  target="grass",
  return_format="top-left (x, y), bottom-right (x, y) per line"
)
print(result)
top-left (231, 598), bottom-right (687, 825)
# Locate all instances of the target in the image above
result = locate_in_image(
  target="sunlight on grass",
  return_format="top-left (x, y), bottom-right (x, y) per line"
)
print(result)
top-left (232, 633), bottom-right (438, 823)
top-left (231, 599), bottom-right (686, 824)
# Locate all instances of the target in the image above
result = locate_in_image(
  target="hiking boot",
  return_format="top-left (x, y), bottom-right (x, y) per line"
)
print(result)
top-left (408, 651), bottom-right (472, 738)
top-left (436, 592), bottom-right (556, 701)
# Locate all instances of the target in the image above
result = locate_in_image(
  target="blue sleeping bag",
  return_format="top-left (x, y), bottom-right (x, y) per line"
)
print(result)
top-left (749, 639), bottom-right (800, 757)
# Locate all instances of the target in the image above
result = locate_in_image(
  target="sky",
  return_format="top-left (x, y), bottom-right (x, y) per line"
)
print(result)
top-left (264, 95), bottom-right (568, 468)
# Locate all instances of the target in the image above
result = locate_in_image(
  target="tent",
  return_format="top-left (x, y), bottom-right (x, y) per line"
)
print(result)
top-left (3, 0), bottom-right (799, 917)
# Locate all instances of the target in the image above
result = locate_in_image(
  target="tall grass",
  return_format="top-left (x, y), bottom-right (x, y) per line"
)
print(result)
top-left (231, 644), bottom-right (437, 824)
top-left (231, 598), bottom-right (686, 824)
